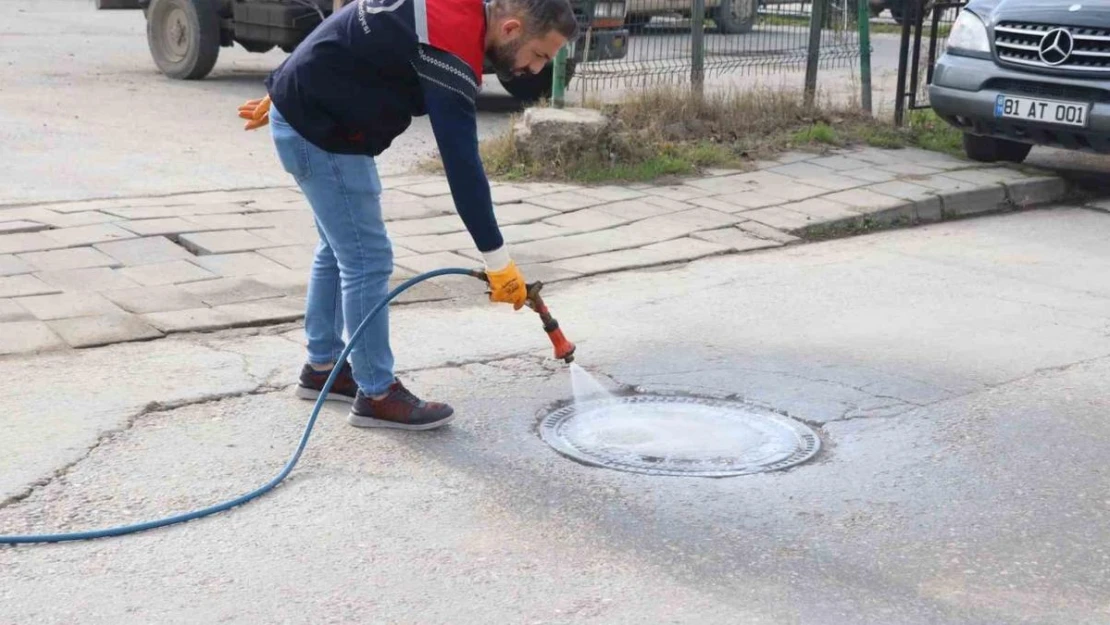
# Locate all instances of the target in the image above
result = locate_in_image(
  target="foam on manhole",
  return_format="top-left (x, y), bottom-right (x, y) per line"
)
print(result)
top-left (540, 395), bottom-right (820, 477)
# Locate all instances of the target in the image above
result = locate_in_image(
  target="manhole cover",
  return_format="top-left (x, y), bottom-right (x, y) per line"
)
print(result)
top-left (540, 395), bottom-right (820, 477)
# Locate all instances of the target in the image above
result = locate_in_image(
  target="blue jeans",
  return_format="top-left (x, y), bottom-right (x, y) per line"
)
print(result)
top-left (270, 105), bottom-right (394, 396)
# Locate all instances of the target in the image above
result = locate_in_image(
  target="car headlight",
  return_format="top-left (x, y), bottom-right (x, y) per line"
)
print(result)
top-left (593, 2), bottom-right (626, 19)
top-left (946, 10), bottom-right (990, 54)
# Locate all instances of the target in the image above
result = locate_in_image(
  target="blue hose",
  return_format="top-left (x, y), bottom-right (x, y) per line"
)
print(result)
top-left (0, 267), bottom-right (476, 545)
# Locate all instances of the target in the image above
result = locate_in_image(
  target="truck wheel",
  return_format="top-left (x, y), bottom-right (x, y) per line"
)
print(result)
top-left (710, 0), bottom-right (755, 34)
top-left (962, 134), bottom-right (1032, 164)
top-left (146, 0), bottom-right (220, 80)
top-left (499, 61), bottom-right (577, 104)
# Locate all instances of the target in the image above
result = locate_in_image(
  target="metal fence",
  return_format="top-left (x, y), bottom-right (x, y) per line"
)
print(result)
top-left (570, 0), bottom-right (865, 91)
top-left (893, 0), bottom-right (966, 124)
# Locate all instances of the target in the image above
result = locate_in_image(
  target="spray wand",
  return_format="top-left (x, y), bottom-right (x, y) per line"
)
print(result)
top-left (467, 270), bottom-right (575, 364)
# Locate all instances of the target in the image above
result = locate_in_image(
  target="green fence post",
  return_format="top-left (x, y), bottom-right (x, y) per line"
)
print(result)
top-left (857, 0), bottom-right (872, 114)
top-left (552, 45), bottom-right (568, 109)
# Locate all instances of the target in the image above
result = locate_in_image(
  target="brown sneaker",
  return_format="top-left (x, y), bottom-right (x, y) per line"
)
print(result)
top-left (295, 361), bottom-right (358, 403)
top-left (347, 379), bottom-right (455, 430)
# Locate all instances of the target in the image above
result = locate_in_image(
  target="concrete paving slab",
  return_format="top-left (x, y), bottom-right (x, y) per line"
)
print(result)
top-left (14, 292), bottom-right (125, 321)
top-left (573, 185), bottom-right (645, 202)
top-left (777, 198), bottom-right (860, 222)
top-left (47, 314), bottom-right (162, 348)
top-left (94, 236), bottom-right (194, 266)
top-left (257, 245), bottom-right (316, 271)
top-left (181, 277), bottom-right (284, 306)
top-left (216, 299), bottom-right (306, 326)
top-left (178, 230), bottom-right (279, 255)
top-left (35, 267), bottom-right (141, 293)
top-left (0, 254), bottom-right (34, 277)
top-left (737, 221), bottom-right (803, 244)
top-left (551, 237), bottom-right (729, 275)
top-left (867, 180), bottom-right (941, 202)
top-left (839, 167), bottom-right (901, 183)
top-left (690, 192), bottom-right (783, 212)
top-left (397, 180), bottom-right (453, 197)
top-left (0, 274), bottom-right (62, 298)
top-left (525, 191), bottom-right (606, 211)
top-left (595, 197), bottom-right (687, 221)
top-left (118, 217), bottom-right (211, 237)
top-left (691, 227), bottom-right (785, 252)
top-left (641, 184), bottom-right (715, 201)
top-left (16, 247), bottom-right (120, 272)
top-left (742, 206), bottom-right (818, 231)
top-left (542, 208), bottom-right (628, 233)
top-left (0, 233), bottom-right (64, 255)
top-left (0, 220), bottom-right (49, 235)
top-left (142, 308), bottom-right (239, 333)
top-left (101, 285), bottom-right (208, 315)
top-left (184, 213), bottom-right (278, 231)
top-left (876, 162), bottom-right (945, 177)
top-left (0, 320), bottom-right (64, 355)
top-left (248, 228), bottom-right (320, 246)
top-left (117, 260), bottom-right (218, 286)
top-left (41, 224), bottom-right (136, 247)
top-left (191, 252), bottom-right (288, 278)
top-left (940, 185), bottom-right (1010, 218)
top-left (0, 299), bottom-right (31, 323)
top-left (251, 271), bottom-right (310, 298)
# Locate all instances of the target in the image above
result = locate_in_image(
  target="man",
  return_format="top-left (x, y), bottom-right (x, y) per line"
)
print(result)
top-left (237, 0), bottom-right (577, 431)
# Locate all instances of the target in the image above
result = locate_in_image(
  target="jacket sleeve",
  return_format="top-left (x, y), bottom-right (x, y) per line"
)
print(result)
top-left (413, 45), bottom-right (505, 256)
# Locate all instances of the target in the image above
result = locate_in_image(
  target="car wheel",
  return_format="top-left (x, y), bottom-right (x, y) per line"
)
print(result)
top-left (710, 0), bottom-right (755, 34)
top-left (146, 0), bottom-right (220, 80)
top-left (962, 134), bottom-right (1033, 164)
top-left (498, 61), bottom-right (577, 104)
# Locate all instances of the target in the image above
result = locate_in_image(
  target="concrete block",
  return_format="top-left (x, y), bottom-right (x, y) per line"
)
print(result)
top-left (15, 292), bottom-right (124, 320)
top-left (394, 252), bottom-right (479, 274)
top-left (0, 275), bottom-right (62, 298)
top-left (519, 263), bottom-right (582, 284)
top-left (913, 197), bottom-right (944, 223)
top-left (250, 271), bottom-right (310, 297)
top-left (783, 198), bottom-right (861, 222)
top-left (741, 207), bottom-right (818, 232)
top-left (258, 245), bottom-right (317, 271)
top-left (249, 228), bottom-right (320, 246)
top-left (867, 180), bottom-right (940, 203)
top-left (491, 202), bottom-right (558, 224)
top-left (905, 174), bottom-right (981, 193)
top-left (251, 210), bottom-right (316, 230)
top-left (36, 267), bottom-right (141, 293)
top-left (95, 236), bottom-right (193, 266)
top-left (736, 221), bottom-right (802, 244)
top-left (119, 218), bottom-right (212, 237)
top-left (0, 321), bottom-right (66, 355)
top-left (940, 185), bottom-right (1009, 218)
top-left (216, 298), bottom-right (305, 326)
top-left (795, 174), bottom-right (866, 192)
top-left (512, 107), bottom-right (608, 162)
top-left (0, 255), bottom-right (34, 277)
top-left (502, 222), bottom-right (570, 242)
top-left (692, 227), bottom-right (784, 252)
top-left (840, 167), bottom-right (900, 184)
top-left (191, 252), bottom-right (288, 277)
top-left (526, 192), bottom-right (606, 212)
top-left (102, 285), bottom-right (208, 314)
top-left (656, 207), bottom-right (742, 231)
top-left (185, 213), bottom-right (278, 231)
top-left (118, 260), bottom-right (218, 286)
top-left (642, 185), bottom-right (715, 202)
top-left (0, 221), bottom-right (50, 235)
top-left (397, 181), bottom-right (453, 197)
top-left (0, 299), bottom-right (32, 322)
top-left (1004, 176), bottom-right (1069, 208)
top-left (596, 198), bottom-right (687, 221)
top-left (42, 224), bottom-right (136, 247)
top-left (691, 192), bottom-right (783, 212)
top-left (395, 231), bottom-right (476, 254)
top-left (876, 162), bottom-right (944, 177)
top-left (807, 155), bottom-right (873, 171)
top-left (178, 230), bottom-right (278, 255)
top-left (574, 186), bottom-right (645, 202)
top-left (767, 162), bottom-right (837, 179)
top-left (143, 308), bottom-right (238, 333)
top-left (775, 151), bottom-right (818, 164)
top-left (489, 185), bottom-right (541, 204)
top-left (16, 247), bottom-right (120, 272)
top-left (551, 237), bottom-right (729, 276)
top-left (0, 233), bottom-right (64, 255)
top-left (388, 215), bottom-right (467, 237)
top-left (31, 211), bottom-right (117, 229)
top-left (894, 147), bottom-right (970, 170)
top-left (543, 208), bottom-right (628, 233)
top-left (181, 277), bottom-right (284, 306)
top-left (824, 188), bottom-right (906, 212)
top-left (48, 314), bottom-right (163, 348)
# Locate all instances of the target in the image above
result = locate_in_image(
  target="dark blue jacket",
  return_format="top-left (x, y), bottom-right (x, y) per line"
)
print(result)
top-left (265, 0), bottom-right (503, 253)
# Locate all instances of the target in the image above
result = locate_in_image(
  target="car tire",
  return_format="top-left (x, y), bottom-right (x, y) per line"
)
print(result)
top-left (710, 0), bottom-right (755, 34)
top-left (146, 0), bottom-right (220, 80)
top-left (962, 134), bottom-right (1033, 164)
top-left (498, 61), bottom-right (577, 104)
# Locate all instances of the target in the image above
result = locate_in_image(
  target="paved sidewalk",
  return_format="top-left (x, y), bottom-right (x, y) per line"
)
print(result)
top-left (0, 146), bottom-right (1080, 355)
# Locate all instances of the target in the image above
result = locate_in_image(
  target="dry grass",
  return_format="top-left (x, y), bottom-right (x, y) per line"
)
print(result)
top-left (429, 86), bottom-right (964, 184)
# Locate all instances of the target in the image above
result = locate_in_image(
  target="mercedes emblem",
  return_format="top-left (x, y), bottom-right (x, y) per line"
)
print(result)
top-left (1039, 28), bottom-right (1075, 66)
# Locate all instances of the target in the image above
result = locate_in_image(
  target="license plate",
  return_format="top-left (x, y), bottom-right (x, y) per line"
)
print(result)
top-left (995, 94), bottom-right (1090, 128)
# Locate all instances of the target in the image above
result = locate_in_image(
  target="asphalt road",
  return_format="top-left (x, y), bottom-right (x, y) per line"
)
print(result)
top-left (3, 206), bottom-right (1110, 624)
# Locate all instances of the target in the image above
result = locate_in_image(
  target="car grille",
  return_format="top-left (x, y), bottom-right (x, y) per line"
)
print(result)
top-left (994, 22), bottom-right (1110, 73)
top-left (986, 79), bottom-right (1110, 103)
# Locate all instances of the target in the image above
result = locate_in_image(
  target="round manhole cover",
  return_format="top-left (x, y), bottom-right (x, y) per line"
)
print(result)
top-left (540, 395), bottom-right (820, 477)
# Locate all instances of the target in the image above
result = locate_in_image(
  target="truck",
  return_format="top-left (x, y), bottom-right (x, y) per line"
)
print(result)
top-left (97, 0), bottom-right (629, 102)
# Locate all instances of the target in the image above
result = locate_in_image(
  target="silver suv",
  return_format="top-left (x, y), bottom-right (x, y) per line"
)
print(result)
top-left (929, 0), bottom-right (1110, 163)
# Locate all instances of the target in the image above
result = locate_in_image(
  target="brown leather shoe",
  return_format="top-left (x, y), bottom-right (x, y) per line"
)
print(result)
top-left (295, 361), bottom-right (358, 403)
top-left (347, 379), bottom-right (455, 430)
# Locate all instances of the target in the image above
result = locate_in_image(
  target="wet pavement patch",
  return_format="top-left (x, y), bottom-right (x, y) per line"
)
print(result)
top-left (540, 395), bottom-right (820, 477)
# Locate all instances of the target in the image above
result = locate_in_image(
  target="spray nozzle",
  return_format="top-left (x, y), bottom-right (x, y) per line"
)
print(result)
top-left (469, 270), bottom-right (576, 364)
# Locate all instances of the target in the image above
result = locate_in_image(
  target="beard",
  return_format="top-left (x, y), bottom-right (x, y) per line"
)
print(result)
top-left (487, 38), bottom-right (528, 79)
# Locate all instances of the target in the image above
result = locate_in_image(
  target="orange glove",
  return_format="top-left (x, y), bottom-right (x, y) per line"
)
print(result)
top-left (238, 94), bottom-right (271, 131)
top-left (486, 261), bottom-right (527, 310)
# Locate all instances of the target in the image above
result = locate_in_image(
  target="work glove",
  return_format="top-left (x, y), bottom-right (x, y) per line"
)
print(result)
top-left (238, 94), bottom-right (271, 131)
top-left (486, 260), bottom-right (528, 310)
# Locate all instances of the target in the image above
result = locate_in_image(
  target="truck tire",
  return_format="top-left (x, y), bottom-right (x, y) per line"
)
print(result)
top-left (710, 0), bottom-right (755, 34)
top-left (146, 0), bottom-right (220, 80)
top-left (962, 134), bottom-right (1032, 164)
top-left (499, 61), bottom-right (577, 104)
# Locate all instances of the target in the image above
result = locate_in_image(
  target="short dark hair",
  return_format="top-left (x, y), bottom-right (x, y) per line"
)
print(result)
top-left (491, 0), bottom-right (579, 40)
